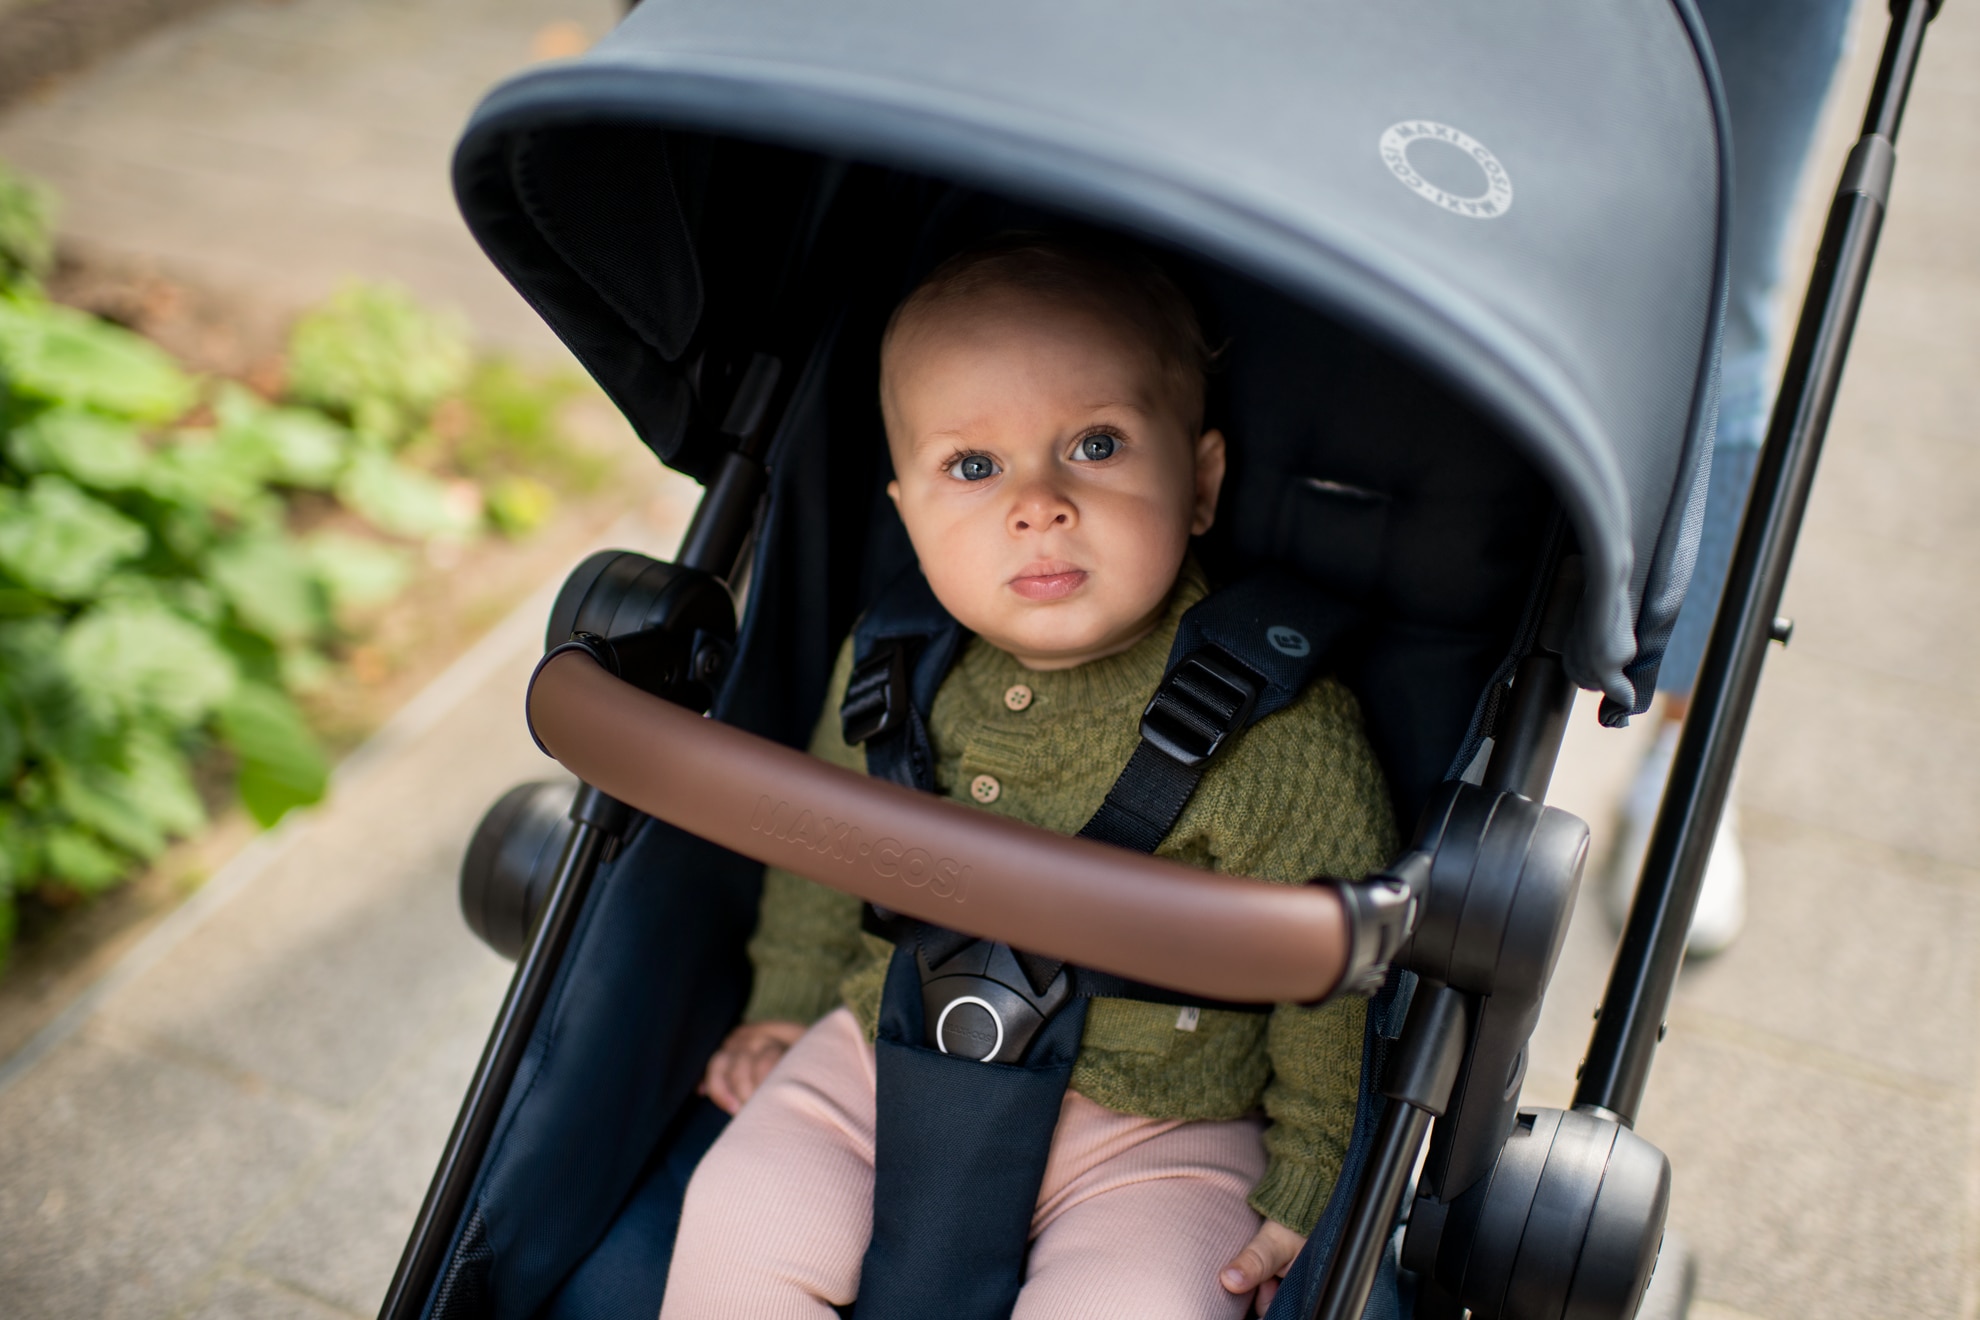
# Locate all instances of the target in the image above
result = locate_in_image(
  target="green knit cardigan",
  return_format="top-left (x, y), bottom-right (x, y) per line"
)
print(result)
top-left (742, 562), bottom-right (1398, 1233)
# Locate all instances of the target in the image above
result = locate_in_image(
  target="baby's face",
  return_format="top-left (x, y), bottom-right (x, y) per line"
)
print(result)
top-left (883, 290), bottom-right (1224, 670)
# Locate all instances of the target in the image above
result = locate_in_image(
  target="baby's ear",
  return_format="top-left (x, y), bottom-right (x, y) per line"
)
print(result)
top-left (1191, 428), bottom-right (1227, 536)
top-left (886, 478), bottom-right (902, 508)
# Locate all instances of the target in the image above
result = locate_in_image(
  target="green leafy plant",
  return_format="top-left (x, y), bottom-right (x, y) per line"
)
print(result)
top-left (0, 164), bottom-right (54, 291)
top-left (0, 160), bottom-right (597, 967)
top-left (287, 281), bottom-right (474, 446)
top-left (0, 303), bottom-right (338, 950)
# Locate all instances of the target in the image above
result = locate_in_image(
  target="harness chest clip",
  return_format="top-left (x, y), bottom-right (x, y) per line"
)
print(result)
top-left (917, 940), bottom-right (1073, 1065)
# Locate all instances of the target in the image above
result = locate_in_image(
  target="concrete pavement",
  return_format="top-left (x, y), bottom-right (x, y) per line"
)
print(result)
top-left (0, 0), bottom-right (622, 357)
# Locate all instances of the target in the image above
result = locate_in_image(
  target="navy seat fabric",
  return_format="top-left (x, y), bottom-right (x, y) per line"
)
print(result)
top-left (445, 823), bottom-right (755, 1319)
top-left (540, 1099), bottom-right (729, 1320)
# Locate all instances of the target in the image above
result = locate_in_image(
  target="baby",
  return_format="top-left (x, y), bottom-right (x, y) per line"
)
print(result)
top-left (662, 238), bottom-right (1396, 1319)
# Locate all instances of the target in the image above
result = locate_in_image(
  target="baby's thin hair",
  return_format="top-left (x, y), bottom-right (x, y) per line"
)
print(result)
top-left (883, 234), bottom-right (1213, 428)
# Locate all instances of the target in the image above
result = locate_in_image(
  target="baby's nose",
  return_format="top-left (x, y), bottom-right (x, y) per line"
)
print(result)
top-left (1010, 480), bottom-right (1076, 532)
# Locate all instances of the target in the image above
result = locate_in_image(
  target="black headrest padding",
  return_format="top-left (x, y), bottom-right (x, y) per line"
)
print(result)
top-left (1198, 275), bottom-right (1555, 824)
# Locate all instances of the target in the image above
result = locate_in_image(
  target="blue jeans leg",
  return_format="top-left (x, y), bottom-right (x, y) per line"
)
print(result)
top-left (1657, 443), bottom-right (1762, 696)
top-left (1660, 0), bottom-right (1851, 697)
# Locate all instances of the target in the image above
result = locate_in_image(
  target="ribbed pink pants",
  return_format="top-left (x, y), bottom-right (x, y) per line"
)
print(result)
top-left (660, 1008), bottom-right (1267, 1319)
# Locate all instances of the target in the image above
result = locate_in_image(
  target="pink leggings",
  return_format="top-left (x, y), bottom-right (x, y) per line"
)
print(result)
top-left (660, 1008), bottom-right (1267, 1319)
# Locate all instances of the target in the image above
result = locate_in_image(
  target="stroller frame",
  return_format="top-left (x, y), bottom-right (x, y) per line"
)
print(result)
top-left (383, 2), bottom-right (1941, 1316)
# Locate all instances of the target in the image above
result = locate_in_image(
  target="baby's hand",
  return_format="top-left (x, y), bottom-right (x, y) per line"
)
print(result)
top-left (699, 1020), bottom-right (806, 1115)
top-left (1220, 1219), bottom-right (1307, 1316)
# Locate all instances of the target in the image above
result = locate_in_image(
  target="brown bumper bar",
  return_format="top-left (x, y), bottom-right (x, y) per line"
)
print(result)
top-left (527, 650), bottom-right (1353, 1003)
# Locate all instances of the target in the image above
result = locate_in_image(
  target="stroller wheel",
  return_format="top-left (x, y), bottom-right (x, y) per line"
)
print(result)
top-left (460, 780), bottom-right (579, 959)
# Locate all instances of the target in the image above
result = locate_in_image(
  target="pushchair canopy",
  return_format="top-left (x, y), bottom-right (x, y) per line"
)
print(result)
top-left (454, 0), bottom-right (1728, 716)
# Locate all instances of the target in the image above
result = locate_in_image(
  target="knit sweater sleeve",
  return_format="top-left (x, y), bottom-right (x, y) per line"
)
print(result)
top-left (741, 638), bottom-right (872, 1026)
top-left (1212, 677), bottom-right (1399, 1235)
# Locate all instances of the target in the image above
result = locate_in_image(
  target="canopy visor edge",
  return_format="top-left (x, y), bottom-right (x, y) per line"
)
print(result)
top-left (1614, 0), bottom-right (1734, 721)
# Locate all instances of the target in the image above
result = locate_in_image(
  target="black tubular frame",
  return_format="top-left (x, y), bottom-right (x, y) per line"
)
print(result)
top-left (1312, 986), bottom-right (1471, 1320)
top-left (379, 454), bottom-right (763, 1320)
top-left (380, 786), bottom-right (631, 1319)
top-left (1575, 0), bottom-right (1938, 1126)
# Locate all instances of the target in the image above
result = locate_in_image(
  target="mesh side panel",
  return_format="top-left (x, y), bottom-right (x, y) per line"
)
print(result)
top-left (431, 1208), bottom-right (495, 1320)
top-left (513, 126), bottom-right (703, 361)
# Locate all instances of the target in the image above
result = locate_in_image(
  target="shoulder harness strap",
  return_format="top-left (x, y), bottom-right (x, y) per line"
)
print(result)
top-left (841, 567), bottom-right (1362, 1009)
top-left (1078, 573), bottom-right (1357, 851)
top-left (841, 564), bottom-right (966, 791)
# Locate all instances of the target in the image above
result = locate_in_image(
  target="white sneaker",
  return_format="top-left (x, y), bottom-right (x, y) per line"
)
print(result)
top-left (1685, 808), bottom-right (1746, 958)
top-left (1605, 724), bottom-right (1746, 959)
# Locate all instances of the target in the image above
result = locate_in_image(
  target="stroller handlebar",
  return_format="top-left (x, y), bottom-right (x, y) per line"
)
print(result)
top-left (527, 649), bottom-right (1354, 1004)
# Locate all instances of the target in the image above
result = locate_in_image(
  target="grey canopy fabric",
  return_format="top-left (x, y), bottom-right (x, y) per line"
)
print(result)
top-left (454, 0), bottom-right (1729, 716)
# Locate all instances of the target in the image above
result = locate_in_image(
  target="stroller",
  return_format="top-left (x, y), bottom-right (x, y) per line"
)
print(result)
top-left (382, 0), bottom-right (1941, 1315)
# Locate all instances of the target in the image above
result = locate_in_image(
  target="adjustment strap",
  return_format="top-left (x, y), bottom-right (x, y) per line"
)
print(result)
top-left (1077, 646), bottom-right (1263, 852)
top-left (841, 640), bottom-right (911, 746)
top-left (841, 565), bottom-right (966, 793)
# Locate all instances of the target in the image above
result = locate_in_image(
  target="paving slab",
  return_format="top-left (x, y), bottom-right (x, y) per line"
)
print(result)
top-left (1739, 660), bottom-right (1980, 864)
top-left (0, 0), bottom-right (623, 356)
top-left (195, 1272), bottom-right (358, 1320)
top-left (238, 987), bottom-right (503, 1315)
top-left (0, 1035), bottom-right (336, 1320)
top-left (1676, 810), bottom-right (1980, 1090)
top-left (1642, 1032), bottom-right (1966, 1320)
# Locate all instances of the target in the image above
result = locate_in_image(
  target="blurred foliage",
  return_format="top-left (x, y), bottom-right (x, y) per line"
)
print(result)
top-left (0, 161), bottom-right (600, 967)
top-left (287, 282), bottom-right (473, 446)
top-left (0, 165), bottom-right (54, 291)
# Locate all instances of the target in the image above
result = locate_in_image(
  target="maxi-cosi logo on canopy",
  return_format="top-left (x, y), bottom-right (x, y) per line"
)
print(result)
top-left (1379, 121), bottom-right (1513, 219)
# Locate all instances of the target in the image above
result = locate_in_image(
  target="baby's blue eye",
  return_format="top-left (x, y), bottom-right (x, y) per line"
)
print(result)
top-left (1075, 433), bottom-right (1118, 462)
top-left (950, 453), bottom-right (998, 481)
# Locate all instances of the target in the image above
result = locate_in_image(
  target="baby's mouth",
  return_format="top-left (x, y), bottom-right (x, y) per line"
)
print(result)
top-left (1008, 563), bottom-right (1088, 601)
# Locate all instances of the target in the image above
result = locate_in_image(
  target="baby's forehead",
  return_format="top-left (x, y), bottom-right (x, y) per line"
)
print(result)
top-left (881, 249), bottom-right (1207, 432)
top-left (884, 284), bottom-right (1166, 381)
top-left (897, 277), bottom-right (1133, 336)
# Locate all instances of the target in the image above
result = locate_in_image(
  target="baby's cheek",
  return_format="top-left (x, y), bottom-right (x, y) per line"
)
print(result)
top-left (1100, 505), bottom-right (1191, 597)
top-left (915, 525), bottom-right (1005, 629)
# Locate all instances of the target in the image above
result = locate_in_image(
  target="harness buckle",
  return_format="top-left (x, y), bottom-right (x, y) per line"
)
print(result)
top-left (842, 640), bottom-right (912, 745)
top-left (917, 940), bottom-right (1073, 1065)
top-left (1139, 647), bottom-right (1264, 768)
